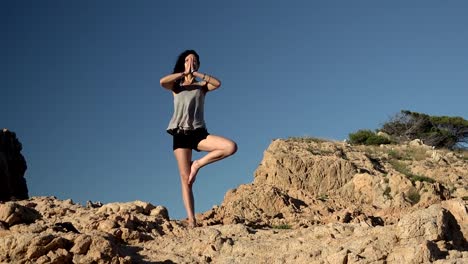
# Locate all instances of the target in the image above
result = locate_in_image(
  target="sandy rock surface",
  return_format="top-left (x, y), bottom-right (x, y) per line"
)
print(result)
top-left (1, 138), bottom-right (467, 263)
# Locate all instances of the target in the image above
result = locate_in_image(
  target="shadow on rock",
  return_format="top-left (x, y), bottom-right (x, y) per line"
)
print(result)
top-left (120, 244), bottom-right (176, 264)
top-left (444, 211), bottom-right (468, 251)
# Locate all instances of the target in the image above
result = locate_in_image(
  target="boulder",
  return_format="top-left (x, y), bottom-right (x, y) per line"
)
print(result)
top-left (0, 202), bottom-right (41, 226)
top-left (0, 129), bottom-right (28, 201)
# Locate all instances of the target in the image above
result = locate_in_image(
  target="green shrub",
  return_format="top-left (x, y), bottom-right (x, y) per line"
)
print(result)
top-left (388, 147), bottom-right (428, 161)
top-left (317, 194), bottom-right (329, 202)
top-left (383, 186), bottom-right (391, 198)
top-left (349, 130), bottom-right (373, 144)
top-left (387, 149), bottom-right (403, 160)
top-left (389, 160), bottom-right (408, 174)
top-left (389, 160), bottom-right (435, 184)
top-left (406, 147), bottom-right (430, 161)
top-left (366, 134), bottom-right (392, 145)
top-left (409, 175), bottom-right (435, 184)
top-left (349, 130), bottom-right (391, 146)
top-left (407, 189), bottom-right (420, 205)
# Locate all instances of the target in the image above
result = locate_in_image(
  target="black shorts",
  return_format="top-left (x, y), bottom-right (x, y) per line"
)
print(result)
top-left (172, 128), bottom-right (209, 151)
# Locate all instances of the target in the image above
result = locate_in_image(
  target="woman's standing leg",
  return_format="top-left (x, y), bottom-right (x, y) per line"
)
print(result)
top-left (173, 148), bottom-right (197, 227)
top-left (188, 135), bottom-right (237, 184)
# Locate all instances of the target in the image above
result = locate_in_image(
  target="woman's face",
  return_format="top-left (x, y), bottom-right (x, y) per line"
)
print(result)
top-left (184, 54), bottom-right (199, 72)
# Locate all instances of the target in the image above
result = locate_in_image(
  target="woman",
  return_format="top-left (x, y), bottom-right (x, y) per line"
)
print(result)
top-left (160, 50), bottom-right (237, 227)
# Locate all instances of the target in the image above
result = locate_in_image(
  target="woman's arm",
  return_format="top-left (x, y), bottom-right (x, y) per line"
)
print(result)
top-left (160, 72), bottom-right (185, 90)
top-left (193, 72), bottom-right (221, 91)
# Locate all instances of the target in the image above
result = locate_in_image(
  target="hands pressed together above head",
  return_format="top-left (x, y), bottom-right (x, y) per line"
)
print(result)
top-left (184, 54), bottom-right (199, 75)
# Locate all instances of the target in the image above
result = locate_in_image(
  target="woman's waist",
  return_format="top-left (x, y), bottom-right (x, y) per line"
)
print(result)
top-left (167, 126), bottom-right (207, 135)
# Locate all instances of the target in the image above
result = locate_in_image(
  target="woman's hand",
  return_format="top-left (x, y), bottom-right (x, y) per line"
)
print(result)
top-left (192, 60), bottom-right (199, 72)
top-left (184, 63), bottom-right (191, 75)
top-left (184, 56), bottom-right (198, 74)
top-left (192, 71), bottom-right (222, 91)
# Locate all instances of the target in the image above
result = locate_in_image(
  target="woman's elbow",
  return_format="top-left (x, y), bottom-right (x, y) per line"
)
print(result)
top-left (160, 79), bottom-right (170, 89)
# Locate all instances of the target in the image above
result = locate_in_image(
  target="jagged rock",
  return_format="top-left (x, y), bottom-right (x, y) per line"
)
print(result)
top-left (0, 202), bottom-right (41, 226)
top-left (150, 205), bottom-right (170, 219)
top-left (397, 205), bottom-right (454, 242)
top-left (70, 234), bottom-right (92, 254)
top-left (205, 184), bottom-right (302, 227)
top-left (0, 137), bottom-right (467, 263)
top-left (97, 200), bottom-right (158, 216)
top-left (254, 139), bottom-right (357, 196)
top-left (0, 129), bottom-right (28, 202)
top-left (86, 200), bottom-right (103, 208)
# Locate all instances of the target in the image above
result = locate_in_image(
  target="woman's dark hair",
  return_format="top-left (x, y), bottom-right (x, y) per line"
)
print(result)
top-left (172, 50), bottom-right (200, 74)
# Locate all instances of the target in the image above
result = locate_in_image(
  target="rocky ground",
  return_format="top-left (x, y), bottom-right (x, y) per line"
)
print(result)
top-left (0, 138), bottom-right (467, 263)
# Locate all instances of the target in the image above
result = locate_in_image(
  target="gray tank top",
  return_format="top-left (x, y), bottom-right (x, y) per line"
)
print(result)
top-left (167, 84), bottom-right (207, 135)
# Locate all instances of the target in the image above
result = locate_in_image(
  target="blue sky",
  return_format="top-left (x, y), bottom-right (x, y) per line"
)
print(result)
top-left (2, 1), bottom-right (467, 219)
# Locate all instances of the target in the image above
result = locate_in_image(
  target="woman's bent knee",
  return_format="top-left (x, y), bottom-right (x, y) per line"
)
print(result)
top-left (226, 141), bottom-right (237, 156)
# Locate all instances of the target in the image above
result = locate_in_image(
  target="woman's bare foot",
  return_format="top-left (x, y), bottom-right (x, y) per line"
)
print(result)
top-left (181, 218), bottom-right (197, 229)
top-left (184, 218), bottom-right (197, 228)
top-left (188, 219), bottom-right (197, 228)
top-left (188, 160), bottom-right (200, 185)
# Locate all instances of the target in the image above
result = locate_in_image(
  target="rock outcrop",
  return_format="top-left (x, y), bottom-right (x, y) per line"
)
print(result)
top-left (0, 129), bottom-right (28, 202)
top-left (0, 137), bottom-right (467, 263)
top-left (204, 138), bottom-right (467, 226)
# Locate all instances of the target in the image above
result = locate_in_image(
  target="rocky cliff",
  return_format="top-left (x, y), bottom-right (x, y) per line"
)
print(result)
top-left (0, 128), bottom-right (28, 202)
top-left (0, 137), bottom-right (467, 263)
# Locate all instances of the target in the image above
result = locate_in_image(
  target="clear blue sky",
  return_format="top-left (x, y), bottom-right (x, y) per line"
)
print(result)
top-left (2, 1), bottom-right (467, 219)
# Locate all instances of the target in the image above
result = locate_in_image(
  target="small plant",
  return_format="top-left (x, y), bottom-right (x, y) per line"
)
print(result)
top-left (406, 189), bottom-right (421, 205)
top-left (457, 150), bottom-right (468, 161)
top-left (389, 160), bottom-right (435, 184)
top-left (406, 147), bottom-right (429, 161)
top-left (387, 147), bottom-right (428, 161)
top-left (389, 160), bottom-right (408, 174)
top-left (272, 224), bottom-right (291, 230)
top-left (409, 175), bottom-right (435, 184)
top-left (317, 194), bottom-right (329, 202)
top-left (448, 185), bottom-right (457, 194)
top-left (307, 147), bottom-right (334, 156)
top-left (287, 136), bottom-right (328, 144)
top-left (388, 149), bottom-right (403, 160)
top-left (383, 186), bottom-right (391, 198)
top-left (307, 147), bottom-right (318, 155)
top-left (362, 146), bottom-right (378, 158)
